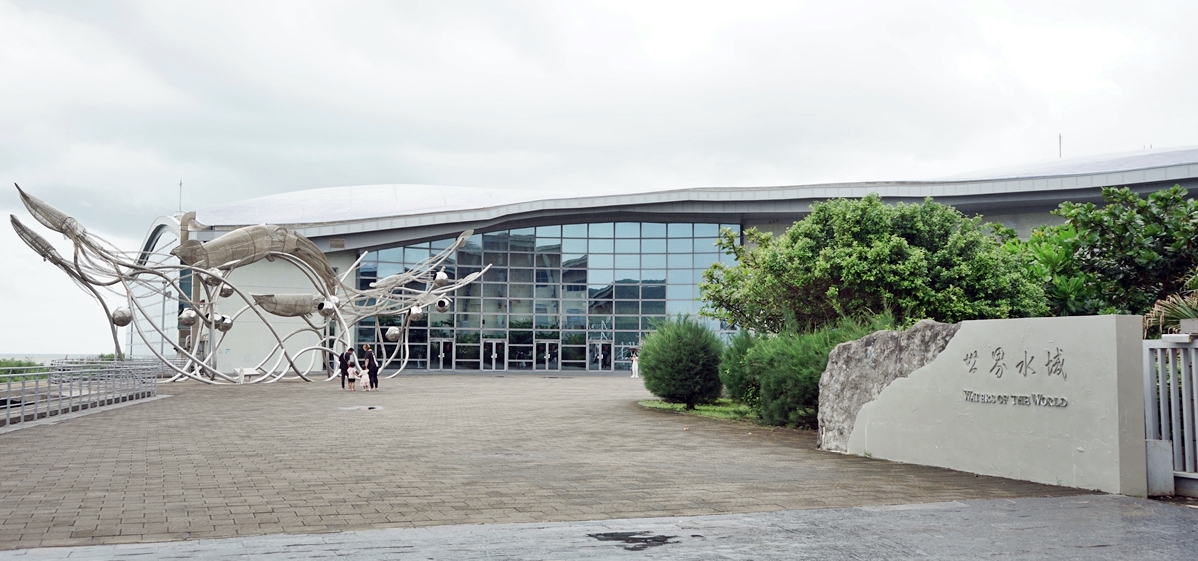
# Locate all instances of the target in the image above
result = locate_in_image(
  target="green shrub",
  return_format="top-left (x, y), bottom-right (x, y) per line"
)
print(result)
top-left (0, 358), bottom-right (43, 369)
top-left (719, 329), bottom-right (758, 405)
top-left (640, 316), bottom-right (724, 410)
top-left (0, 358), bottom-right (48, 381)
top-left (747, 312), bottom-right (895, 428)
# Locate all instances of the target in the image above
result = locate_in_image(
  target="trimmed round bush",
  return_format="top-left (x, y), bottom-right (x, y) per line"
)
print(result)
top-left (640, 316), bottom-right (723, 409)
top-left (719, 329), bottom-right (758, 405)
top-left (749, 334), bottom-right (824, 428)
top-left (748, 313), bottom-right (894, 428)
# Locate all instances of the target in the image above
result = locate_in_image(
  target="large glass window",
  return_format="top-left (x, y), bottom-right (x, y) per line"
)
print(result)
top-left (360, 220), bottom-right (740, 370)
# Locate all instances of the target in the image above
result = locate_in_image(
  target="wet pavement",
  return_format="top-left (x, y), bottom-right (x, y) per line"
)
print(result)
top-left (2, 375), bottom-right (1095, 554)
top-left (3, 495), bottom-right (1196, 560)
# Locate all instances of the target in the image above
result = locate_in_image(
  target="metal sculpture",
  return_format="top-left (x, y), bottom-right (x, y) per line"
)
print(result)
top-left (9, 184), bottom-right (487, 384)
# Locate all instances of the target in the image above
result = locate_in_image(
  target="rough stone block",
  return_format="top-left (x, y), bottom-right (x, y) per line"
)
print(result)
top-left (817, 320), bottom-right (960, 453)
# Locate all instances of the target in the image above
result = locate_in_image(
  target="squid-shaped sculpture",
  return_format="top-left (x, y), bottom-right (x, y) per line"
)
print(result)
top-left (172, 224), bottom-right (339, 292)
top-left (9, 184), bottom-right (487, 385)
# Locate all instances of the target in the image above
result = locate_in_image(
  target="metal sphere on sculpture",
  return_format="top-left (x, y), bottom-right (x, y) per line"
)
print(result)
top-left (436, 297), bottom-right (450, 313)
top-left (218, 284), bottom-right (234, 298)
top-left (317, 301), bottom-right (336, 317)
top-left (202, 268), bottom-right (224, 287)
top-left (178, 308), bottom-right (198, 327)
top-left (409, 305), bottom-right (424, 322)
top-left (214, 314), bottom-right (234, 332)
top-left (434, 270), bottom-right (449, 287)
top-left (385, 326), bottom-right (401, 341)
top-left (111, 307), bottom-right (132, 327)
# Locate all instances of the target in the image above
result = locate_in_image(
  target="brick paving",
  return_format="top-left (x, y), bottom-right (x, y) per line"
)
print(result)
top-left (0, 375), bottom-right (1088, 550)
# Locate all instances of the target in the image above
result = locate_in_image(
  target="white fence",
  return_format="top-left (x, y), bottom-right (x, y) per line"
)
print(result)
top-left (1, 359), bottom-right (162, 428)
top-left (1143, 340), bottom-right (1198, 496)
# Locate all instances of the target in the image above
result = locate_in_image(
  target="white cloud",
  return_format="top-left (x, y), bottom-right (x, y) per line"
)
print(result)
top-left (0, 2), bottom-right (189, 113)
top-left (2, 0), bottom-right (1198, 352)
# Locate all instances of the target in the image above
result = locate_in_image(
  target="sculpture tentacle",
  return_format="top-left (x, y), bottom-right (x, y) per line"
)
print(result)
top-left (12, 185), bottom-right (483, 383)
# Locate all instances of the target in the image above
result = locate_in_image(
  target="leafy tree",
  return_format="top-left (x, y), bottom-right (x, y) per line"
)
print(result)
top-left (640, 316), bottom-right (723, 410)
top-left (1011, 224), bottom-right (1106, 316)
top-left (1050, 186), bottom-right (1198, 315)
top-left (700, 194), bottom-right (1047, 331)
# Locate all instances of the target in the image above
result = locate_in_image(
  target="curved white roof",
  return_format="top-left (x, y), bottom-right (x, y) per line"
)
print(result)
top-left (195, 183), bottom-right (577, 227)
top-left (191, 146), bottom-right (1198, 239)
top-left (935, 145), bottom-right (1198, 181)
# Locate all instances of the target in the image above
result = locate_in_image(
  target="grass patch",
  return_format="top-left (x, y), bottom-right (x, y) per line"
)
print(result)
top-left (638, 398), bottom-right (761, 423)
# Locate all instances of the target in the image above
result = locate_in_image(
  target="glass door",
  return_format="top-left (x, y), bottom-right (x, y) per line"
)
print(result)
top-left (482, 341), bottom-right (506, 371)
top-left (588, 341), bottom-right (613, 371)
top-left (535, 341), bottom-right (560, 370)
top-left (431, 340), bottom-right (454, 371)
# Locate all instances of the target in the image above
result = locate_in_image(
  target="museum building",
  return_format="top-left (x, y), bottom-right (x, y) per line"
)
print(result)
top-left (133, 146), bottom-right (1198, 373)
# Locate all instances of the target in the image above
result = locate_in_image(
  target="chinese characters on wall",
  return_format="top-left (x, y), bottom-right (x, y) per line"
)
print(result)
top-left (964, 346), bottom-right (1067, 380)
top-left (961, 345), bottom-right (1068, 408)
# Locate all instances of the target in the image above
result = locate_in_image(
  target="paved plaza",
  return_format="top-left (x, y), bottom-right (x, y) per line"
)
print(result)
top-left (5, 495), bottom-right (1198, 560)
top-left (1, 374), bottom-right (1108, 554)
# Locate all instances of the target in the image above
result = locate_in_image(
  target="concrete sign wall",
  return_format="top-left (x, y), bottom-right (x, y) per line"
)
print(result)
top-left (845, 315), bottom-right (1147, 496)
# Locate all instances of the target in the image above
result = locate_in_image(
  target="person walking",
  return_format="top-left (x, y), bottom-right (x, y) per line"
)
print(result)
top-left (338, 347), bottom-right (355, 390)
top-left (630, 349), bottom-right (640, 378)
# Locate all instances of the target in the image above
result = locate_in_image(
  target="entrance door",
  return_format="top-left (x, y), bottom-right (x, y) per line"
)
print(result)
top-left (588, 341), bottom-right (613, 371)
top-left (431, 340), bottom-right (453, 371)
top-left (482, 341), bottom-right (506, 371)
top-left (535, 342), bottom-right (560, 370)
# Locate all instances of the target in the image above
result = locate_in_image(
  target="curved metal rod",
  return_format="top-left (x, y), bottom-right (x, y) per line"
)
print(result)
top-left (123, 282), bottom-right (231, 384)
top-left (211, 272), bottom-right (313, 380)
top-left (256, 344), bottom-right (325, 383)
top-left (382, 315), bottom-right (413, 378)
top-left (251, 323), bottom-right (321, 374)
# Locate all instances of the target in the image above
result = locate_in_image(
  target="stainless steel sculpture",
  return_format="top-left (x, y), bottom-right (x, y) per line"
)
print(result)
top-left (9, 185), bottom-right (487, 384)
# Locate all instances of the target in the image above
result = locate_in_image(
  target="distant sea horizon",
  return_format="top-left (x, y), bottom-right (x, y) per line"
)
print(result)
top-left (0, 353), bottom-right (115, 364)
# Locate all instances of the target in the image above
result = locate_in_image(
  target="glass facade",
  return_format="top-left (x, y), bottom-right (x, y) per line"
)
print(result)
top-left (358, 222), bottom-right (740, 372)
top-left (127, 226), bottom-right (182, 360)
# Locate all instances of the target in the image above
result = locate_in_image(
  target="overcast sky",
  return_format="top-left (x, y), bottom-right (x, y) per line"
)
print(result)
top-left (3, 0), bottom-right (1197, 354)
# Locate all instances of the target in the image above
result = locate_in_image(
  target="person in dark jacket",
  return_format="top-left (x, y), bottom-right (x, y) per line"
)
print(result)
top-left (338, 347), bottom-right (356, 390)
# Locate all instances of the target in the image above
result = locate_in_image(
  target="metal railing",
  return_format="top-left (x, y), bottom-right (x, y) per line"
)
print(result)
top-left (1144, 340), bottom-right (1198, 490)
top-left (1, 358), bottom-right (163, 428)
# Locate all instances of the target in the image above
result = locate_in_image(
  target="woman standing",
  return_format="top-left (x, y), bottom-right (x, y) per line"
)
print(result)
top-left (364, 345), bottom-right (380, 391)
top-left (630, 349), bottom-right (640, 378)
